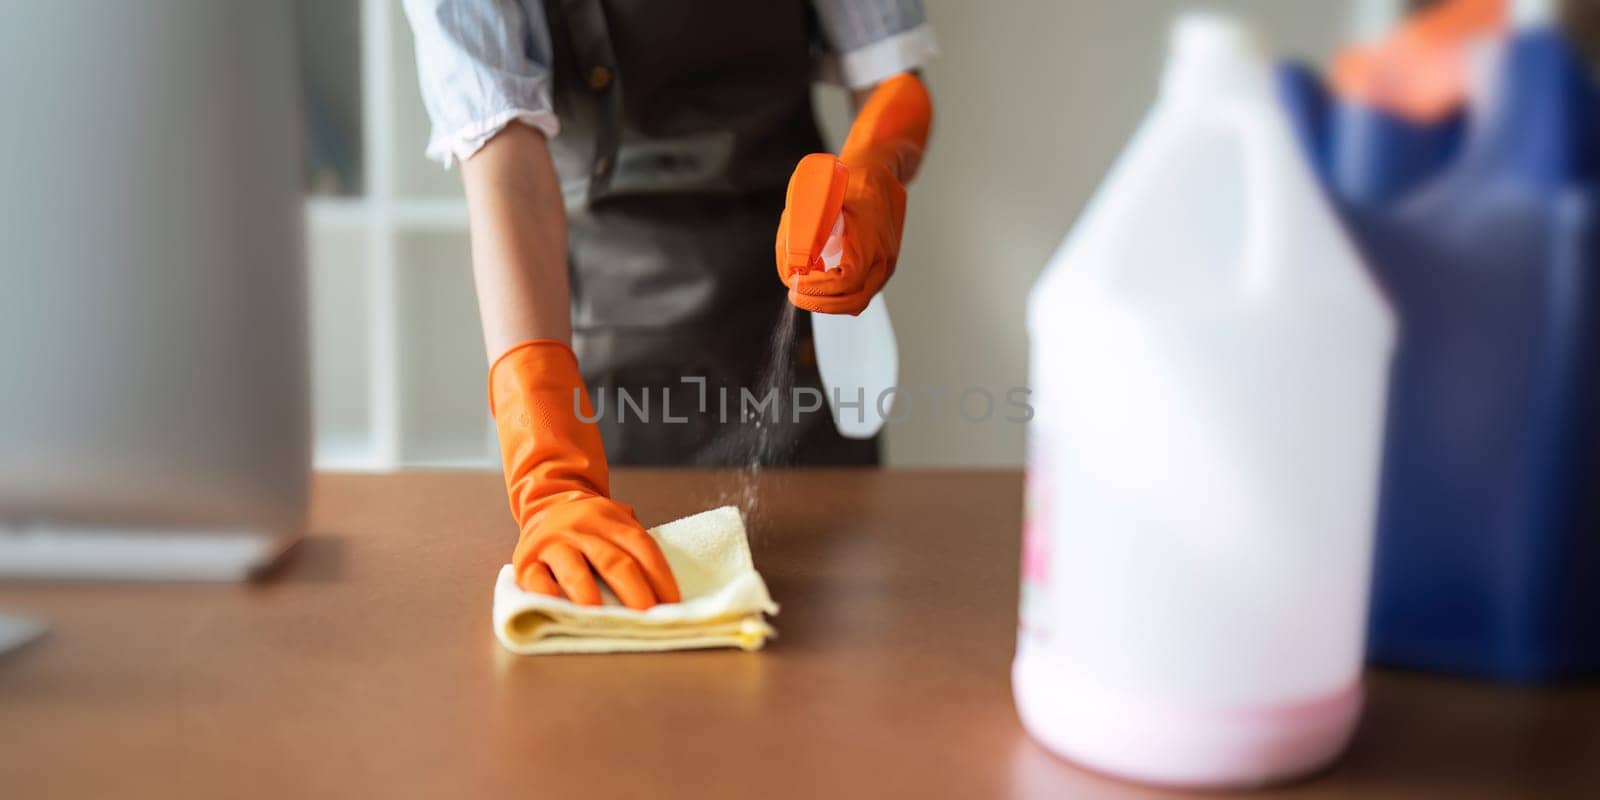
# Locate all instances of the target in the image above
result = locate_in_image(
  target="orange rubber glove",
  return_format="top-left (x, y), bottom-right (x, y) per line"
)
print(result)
top-left (489, 340), bottom-right (680, 610)
top-left (1332, 0), bottom-right (1504, 122)
top-left (776, 72), bottom-right (932, 315)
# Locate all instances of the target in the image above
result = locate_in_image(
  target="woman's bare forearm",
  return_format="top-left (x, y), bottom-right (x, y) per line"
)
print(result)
top-left (460, 123), bottom-right (572, 362)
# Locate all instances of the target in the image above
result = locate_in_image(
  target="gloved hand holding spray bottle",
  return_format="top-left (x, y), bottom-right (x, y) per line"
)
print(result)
top-left (775, 73), bottom-right (933, 438)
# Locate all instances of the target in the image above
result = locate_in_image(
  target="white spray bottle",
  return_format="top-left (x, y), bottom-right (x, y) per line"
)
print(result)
top-left (811, 213), bottom-right (898, 440)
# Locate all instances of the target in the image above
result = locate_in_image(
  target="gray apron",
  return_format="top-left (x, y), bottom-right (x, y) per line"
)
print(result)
top-left (541, 0), bottom-right (879, 466)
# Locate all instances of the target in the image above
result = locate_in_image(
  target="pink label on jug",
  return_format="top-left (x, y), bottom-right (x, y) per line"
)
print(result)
top-left (1019, 439), bottom-right (1052, 642)
top-left (1022, 519), bottom-right (1050, 584)
top-left (1022, 449), bottom-right (1051, 584)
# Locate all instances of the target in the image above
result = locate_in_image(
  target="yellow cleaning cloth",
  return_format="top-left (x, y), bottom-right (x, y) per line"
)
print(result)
top-left (492, 506), bottom-right (778, 654)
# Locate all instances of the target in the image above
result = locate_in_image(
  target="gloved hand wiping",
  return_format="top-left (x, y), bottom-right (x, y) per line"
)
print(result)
top-left (490, 340), bottom-right (681, 610)
top-left (775, 72), bottom-right (933, 315)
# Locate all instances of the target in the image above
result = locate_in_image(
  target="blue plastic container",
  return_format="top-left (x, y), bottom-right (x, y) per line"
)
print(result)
top-left (1278, 31), bottom-right (1600, 682)
top-left (1276, 63), bottom-right (1335, 185)
top-left (1276, 62), bottom-right (1464, 207)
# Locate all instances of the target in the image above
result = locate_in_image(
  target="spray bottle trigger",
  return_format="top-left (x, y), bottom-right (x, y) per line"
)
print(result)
top-left (783, 154), bottom-right (849, 276)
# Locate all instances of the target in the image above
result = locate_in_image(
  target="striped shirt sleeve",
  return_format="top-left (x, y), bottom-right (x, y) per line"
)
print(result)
top-left (402, 0), bottom-right (560, 168)
top-left (811, 0), bottom-right (939, 89)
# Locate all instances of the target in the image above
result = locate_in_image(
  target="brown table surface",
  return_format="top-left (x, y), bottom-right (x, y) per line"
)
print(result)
top-left (1, 469), bottom-right (1597, 799)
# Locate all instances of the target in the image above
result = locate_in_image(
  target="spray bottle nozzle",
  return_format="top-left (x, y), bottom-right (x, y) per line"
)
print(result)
top-left (783, 153), bottom-right (850, 276)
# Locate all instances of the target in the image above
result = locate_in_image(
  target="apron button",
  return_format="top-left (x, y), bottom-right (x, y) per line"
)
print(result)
top-left (587, 66), bottom-right (613, 91)
top-left (593, 156), bottom-right (611, 177)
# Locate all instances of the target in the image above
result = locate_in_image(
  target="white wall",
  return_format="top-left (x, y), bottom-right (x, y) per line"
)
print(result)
top-left (824, 0), bottom-right (1355, 467)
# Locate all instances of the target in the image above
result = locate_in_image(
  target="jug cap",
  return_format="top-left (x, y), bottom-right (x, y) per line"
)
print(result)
top-left (1162, 13), bottom-right (1267, 99)
top-left (1512, 0), bottom-right (1557, 27)
top-left (1170, 12), bottom-right (1258, 55)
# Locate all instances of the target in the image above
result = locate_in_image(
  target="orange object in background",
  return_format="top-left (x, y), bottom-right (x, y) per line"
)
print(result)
top-left (1332, 0), bottom-right (1506, 121)
top-left (775, 72), bottom-right (932, 316)
top-left (490, 340), bottom-right (681, 610)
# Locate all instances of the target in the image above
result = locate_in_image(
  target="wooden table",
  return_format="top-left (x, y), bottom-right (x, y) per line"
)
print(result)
top-left (1, 470), bottom-right (1597, 799)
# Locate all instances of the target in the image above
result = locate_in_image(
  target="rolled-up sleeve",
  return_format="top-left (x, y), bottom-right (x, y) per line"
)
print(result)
top-left (403, 0), bottom-right (560, 168)
top-left (811, 0), bottom-right (939, 89)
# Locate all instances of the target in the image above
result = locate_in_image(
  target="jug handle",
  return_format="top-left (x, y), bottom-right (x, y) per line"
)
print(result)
top-left (1065, 97), bottom-right (1291, 301)
top-left (1233, 100), bottom-right (1292, 299)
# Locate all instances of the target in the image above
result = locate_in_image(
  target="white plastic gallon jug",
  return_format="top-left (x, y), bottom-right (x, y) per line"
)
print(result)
top-left (1013, 14), bottom-right (1396, 788)
top-left (812, 214), bottom-right (899, 439)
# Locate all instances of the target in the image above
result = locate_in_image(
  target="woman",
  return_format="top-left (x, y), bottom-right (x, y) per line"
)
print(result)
top-left (404, 0), bottom-right (935, 607)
